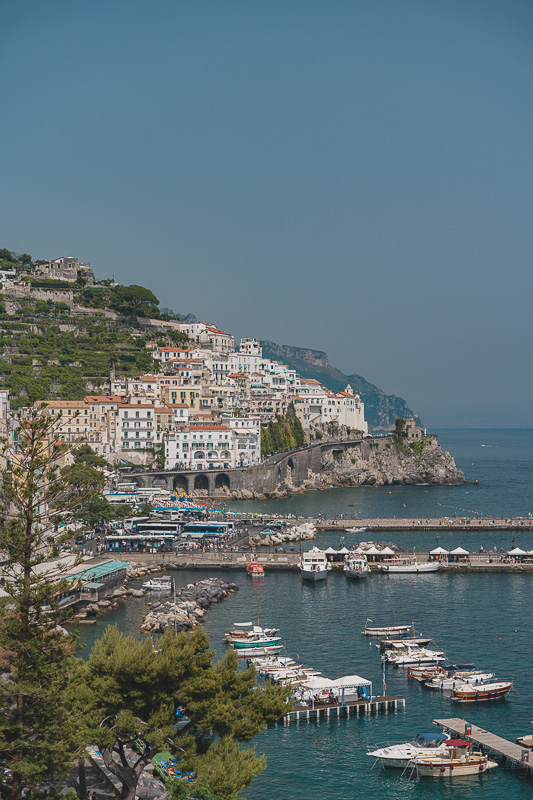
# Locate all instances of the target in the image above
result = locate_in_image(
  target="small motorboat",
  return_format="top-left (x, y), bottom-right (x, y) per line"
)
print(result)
top-left (345, 526), bottom-right (367, 533)
top-left (452, 680), bottom-right (513, 702)
top-left (234, 644), bottom-right (284, 658)
top-left (386, 646), bottom-right (445, 666)
top-left (380, 637), bottom-right (432, 651)
top-left (413, 740), bottom-right (498, 777)
top-left (246, 560), bottom-right (265, 576)
top-left (425, 671), bottom-right (495, 691)
top-left (367, 732), bottom-right (451, 769)
top-left (142, 577), bottom-right (172, 591)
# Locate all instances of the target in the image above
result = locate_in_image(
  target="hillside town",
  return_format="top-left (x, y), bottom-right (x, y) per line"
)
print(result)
top-left (0, 254), bottom-right (368, 472)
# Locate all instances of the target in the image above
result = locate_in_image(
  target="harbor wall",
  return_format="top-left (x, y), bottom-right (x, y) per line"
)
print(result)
top-left (126, 435), bottom-right (465, 499)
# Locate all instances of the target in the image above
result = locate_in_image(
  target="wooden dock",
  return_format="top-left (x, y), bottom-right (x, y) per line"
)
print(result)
top-left (434, 717), bottom-right (533, 775)
top-left (279, 695), bottom-right (405, 725)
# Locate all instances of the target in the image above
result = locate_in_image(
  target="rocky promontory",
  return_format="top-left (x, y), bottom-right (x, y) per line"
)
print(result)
top-left (140, 577), bottom-right (238, 634)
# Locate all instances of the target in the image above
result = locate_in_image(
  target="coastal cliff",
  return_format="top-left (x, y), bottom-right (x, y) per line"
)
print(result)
top-left (229, 437), bottom-right (466, 499)
top-left (261, 340), bottom-right (420, 432)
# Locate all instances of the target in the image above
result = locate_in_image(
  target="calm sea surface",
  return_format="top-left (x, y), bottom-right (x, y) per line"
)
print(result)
top-left (77, 429), bottom-right (533, 800)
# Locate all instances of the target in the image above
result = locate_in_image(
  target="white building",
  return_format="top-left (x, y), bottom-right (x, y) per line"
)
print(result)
top-left (164, 416), bottom-right (261, 471)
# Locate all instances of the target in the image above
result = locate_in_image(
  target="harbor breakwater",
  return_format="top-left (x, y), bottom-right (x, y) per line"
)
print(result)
top-left (140, 576), bottom-right (238, 633)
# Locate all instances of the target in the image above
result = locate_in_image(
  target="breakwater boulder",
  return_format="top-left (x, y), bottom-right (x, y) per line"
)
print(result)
top-left (250, 521), bottom-right (317, 548)
top-left (140, 577), bottom-right (238, 634)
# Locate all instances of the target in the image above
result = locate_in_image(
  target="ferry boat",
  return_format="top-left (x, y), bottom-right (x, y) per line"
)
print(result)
top-left (452, 680), bottom-right (513, 702)
top-left (299, 548), bottom-right (330, 581)
top-left (246, 560), bottom-right (265, 576)
top-left (142, 577), bottom-right (173, 591)
top-left (413, 740), bottom-right (498, 777)
top-left (344, 551), bottom-right (370, 579)
top-left (380, 557), bottom-right (439, 574)
top-left (367, 732), bottom-right (451, 769)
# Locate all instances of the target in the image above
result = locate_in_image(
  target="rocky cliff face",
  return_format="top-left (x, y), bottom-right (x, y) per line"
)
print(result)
top-left (260, 340), bottom-right (420, 431)
top-left (308, 441), bottom-right (466, 491)
top-left (228, 438), bottom-right (466, 499)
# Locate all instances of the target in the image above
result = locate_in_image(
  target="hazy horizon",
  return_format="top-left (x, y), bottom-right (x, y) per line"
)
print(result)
top-left (2, 0), bottom-right (532, 427)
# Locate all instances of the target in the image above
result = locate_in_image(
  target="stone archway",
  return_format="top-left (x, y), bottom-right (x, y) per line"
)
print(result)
top-left (193, 474), bottom-right (209, 495)
top-left (286, 457), bottom-right (295, 482)
top-left (151, 477), bottom-right (168, 488)
top-left (214, 473), bottom-right (231, 494)
top-left (173, 475), bottom-right (189, 494)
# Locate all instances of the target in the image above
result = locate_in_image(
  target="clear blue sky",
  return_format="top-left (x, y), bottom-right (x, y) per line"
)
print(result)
top-left (2, 0), bottom-right (532, 426)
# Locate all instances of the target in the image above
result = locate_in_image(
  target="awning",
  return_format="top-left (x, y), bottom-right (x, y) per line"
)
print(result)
top-left (300, 677), bottom-right (336, 690)
top-left (449, 547), bottom-right (469, 555)
top-left (508, 547), bottom-right (527, 555)
top-left (331, 675), bottom-right (371, 688)
top-left (338, 547), bottom-right (350, 554)
top-left (324, 547), bottom-right (338, 554)
top-left (430, 546), bottom-right (449, 554)
top-left (380, 547), bottom-right (395, 555)
top-left (82, 582), bottom-right (103, 590)
top-left (364, 546), bottom-right (381, 555)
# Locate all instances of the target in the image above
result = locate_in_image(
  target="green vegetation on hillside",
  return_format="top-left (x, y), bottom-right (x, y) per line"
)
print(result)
top-left (260, 404), bottom-right (305, 456)
top-left (0, 322), bottom-right (155, 406)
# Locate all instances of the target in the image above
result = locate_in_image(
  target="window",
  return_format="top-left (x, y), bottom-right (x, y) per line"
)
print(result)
top-left (136, 432), bottom-right (140, 438)
top-left (124, 432), bottom-right (128, 438)
top-left (135, 411), bottom-right (140, 418)
top-left (123, 442), bottom-right (129, 448)
top-left (124, 411), bottom-right (128, 419)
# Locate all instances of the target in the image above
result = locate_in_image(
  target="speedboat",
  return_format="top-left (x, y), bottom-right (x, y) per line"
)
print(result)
top-left (345, 526), bottom-right (367, 533)
top-left (413, 740), bottom-right (498, 777)
top-left (299, 548), bottom-right (331, 581)
top-left (142, 577), bottom-right (172, 591)
top-left (452, 680), bottom-right (513, 702)
top-left (425, 671), bottom-right (495, 691)
top-left (234, 644), bottom-right (283, 658)
top-left (367, 732), bottom-right (451, 769)
top-left (344, 552), bottom-right (370, 579)
top-left (380, 558), bottom-right (439, 573)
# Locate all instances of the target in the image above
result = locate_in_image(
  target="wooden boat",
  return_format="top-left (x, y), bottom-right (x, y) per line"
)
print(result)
top-left (413, 740), bottom-right (498, 777)
top-left (452, 680), bottom-right (513, 702)
top-left (246, 560), bottom-right (265, 576)
top-left (363, 615), bottom-right (412, 636)
top-left (380, 637), bottom-right (432, 651)
top-left (407, 665), bottom-right (443, 682)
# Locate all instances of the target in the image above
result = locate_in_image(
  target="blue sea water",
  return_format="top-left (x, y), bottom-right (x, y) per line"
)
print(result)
top-left (77, 429), bottom-right (533, 800)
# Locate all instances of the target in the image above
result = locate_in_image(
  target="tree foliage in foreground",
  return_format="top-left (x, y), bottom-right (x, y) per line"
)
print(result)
top-left (0, 412), bottom-right (101, 799)
top-left (78, 625), bottom-right (291, 800)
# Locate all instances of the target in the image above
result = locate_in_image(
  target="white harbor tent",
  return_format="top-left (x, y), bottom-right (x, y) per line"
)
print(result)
top-left (429, 546), bottom-right (449, 562)
top-left (332, 674), bottom-right (373, 702)
top-left (508, 547), bottom-right (527, 555)
top-left (380, 547), bottom-right (395, 555)
top-left (449, 546), bottom-right (469, 563)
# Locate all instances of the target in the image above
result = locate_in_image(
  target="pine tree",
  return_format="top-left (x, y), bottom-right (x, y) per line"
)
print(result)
top-left (0, 410), bottom-right (104, 799)
top-left (79, 626), bottom-right (291, 800)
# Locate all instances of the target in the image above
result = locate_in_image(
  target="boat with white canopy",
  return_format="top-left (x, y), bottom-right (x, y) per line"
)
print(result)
top-left (344, 549), bottom-right (370, 579)
top-left (367, 732), bottom-right (451, 769)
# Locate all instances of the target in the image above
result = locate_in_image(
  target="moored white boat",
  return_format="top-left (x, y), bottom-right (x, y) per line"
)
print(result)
top-left (367, 732), bottom-right (451, 769)
top-left (234, 644), bottom-right (284, 658)
top-left (425, 671), bottom-right (495, 691)
top-left (345, 526), bottom-right (367, 533)
top-left (380, 558), bottom-right (439, 574)
top-left (363, 618), bottom-right (412, 636)
top-left (413, 740), bottom-right (498, 777)
top-left (385, 645), bottom-right (444, 666)
top-left (299, 548), bottom-right (331, 581)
